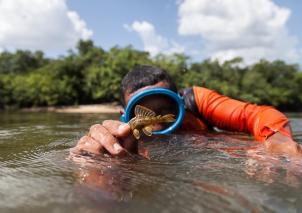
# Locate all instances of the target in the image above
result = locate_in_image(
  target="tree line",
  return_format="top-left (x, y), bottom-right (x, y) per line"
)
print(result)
top-left (0, 40), bottom-right (301, 111)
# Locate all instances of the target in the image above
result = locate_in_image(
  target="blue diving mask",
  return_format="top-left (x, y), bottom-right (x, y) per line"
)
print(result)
top-left (120, 88), bottom-right (185, 134)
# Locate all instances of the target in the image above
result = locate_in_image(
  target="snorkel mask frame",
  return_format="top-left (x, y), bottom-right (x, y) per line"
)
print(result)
top-left (120, 88), bottom-right (185, 134)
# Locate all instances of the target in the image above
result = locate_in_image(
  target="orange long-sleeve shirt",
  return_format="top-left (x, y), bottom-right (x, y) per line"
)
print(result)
top-left (180, 86), bottom-right (292, 141)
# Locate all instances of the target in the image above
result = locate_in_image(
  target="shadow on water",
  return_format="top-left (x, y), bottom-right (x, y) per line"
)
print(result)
top-left (1, 112), bottom-right (302, 213)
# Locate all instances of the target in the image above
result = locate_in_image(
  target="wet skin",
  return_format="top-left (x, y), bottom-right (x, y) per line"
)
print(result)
top-left (70, 81), bottom-right (302, 159)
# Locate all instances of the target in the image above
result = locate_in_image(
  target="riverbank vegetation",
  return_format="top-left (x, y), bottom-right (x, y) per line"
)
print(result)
top-left (0, 40), bottom-right (301, 111)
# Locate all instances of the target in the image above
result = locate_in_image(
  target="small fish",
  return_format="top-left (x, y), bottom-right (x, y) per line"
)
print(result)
top-left (128, 105), bottom-right (176, 139)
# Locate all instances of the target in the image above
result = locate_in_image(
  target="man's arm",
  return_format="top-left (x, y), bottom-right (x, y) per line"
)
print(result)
top-left (191, 86), bottom-right (301, 157)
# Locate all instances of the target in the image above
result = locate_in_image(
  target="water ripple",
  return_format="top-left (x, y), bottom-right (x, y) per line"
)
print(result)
top-left (1, 113), bottom-right (302, 213)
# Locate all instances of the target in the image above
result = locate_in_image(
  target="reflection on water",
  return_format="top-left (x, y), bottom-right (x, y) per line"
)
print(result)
top-left (0, 112), bottom-right (302, 213)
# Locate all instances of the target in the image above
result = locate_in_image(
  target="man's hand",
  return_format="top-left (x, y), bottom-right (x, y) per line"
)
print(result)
top-left (70, 120), bottom-right (137, 156)
top-left (264, 125), bottom-right (302, 158)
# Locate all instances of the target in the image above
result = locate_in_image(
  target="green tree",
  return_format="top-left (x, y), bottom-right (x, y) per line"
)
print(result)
top-left (77, 39), bottom-right (95, 56)
top-left (181, 58), bottom-right (244, 98)
top-left (0, 50), bottom-right (49, 74)
top-left (243, 60), bottom-right (299, 109)
top-left (0, 40), bottom-right (301, 110)
top-left (153, 53), bottom-right (189, 88)
top-left (83, 45), bottom-right (151, 102)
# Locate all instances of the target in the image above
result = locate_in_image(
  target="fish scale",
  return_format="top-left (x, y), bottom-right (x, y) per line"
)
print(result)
top-left (128, 105), bottom-right (176, 139)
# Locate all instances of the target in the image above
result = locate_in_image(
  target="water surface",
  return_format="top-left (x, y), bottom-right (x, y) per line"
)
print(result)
top-left (1, 112), bottom-right (302, 213)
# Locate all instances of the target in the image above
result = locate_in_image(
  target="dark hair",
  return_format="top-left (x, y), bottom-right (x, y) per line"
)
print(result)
top-left (120, 65), bottom-right (177, 106)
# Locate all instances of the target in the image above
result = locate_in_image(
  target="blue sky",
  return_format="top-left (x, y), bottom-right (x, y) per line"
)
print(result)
top-left (275, 0), bottom-right (302, 35)
top-left (67, 0), bottom-right (182, 50)
top-left (0, 0), bottom-right (301, 65)
top-left (67, 0), bottom-right (302, 65)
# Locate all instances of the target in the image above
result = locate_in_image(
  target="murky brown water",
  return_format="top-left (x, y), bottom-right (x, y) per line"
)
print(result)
top-left (1, 112), bottom-right (302, 213)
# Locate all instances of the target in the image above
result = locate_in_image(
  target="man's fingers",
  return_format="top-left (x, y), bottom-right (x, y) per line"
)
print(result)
top-left (89, 124), bottom-right (126, 156)
top-left (102, 120), bottom-right (138, 153)
top-left (71, 135), bottom-right (103, 155)
top-left (102, 120), bottom-right (131, 138)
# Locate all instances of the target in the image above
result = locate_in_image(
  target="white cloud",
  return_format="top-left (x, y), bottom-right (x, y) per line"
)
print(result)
top-left (0, 0), bottom-right (93, 53)
top-left (178, 0), bottom-right (299, 64)
top-left (124, 21), bottom-right (184, 56)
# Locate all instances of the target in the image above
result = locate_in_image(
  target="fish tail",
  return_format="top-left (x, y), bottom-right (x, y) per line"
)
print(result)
top-left (161, 114), bottom-right (176, 123)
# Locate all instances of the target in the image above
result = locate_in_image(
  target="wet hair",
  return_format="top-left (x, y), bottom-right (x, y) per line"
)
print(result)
top-left (120, 65), bottom-right (178, 106)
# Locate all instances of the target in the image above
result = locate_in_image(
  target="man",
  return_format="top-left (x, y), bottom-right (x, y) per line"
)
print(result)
top-left (71, 65), bottom-right (301, 158)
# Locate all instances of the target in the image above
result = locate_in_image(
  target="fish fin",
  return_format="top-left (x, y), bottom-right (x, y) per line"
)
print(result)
top-left (142, 126), bottom-right (153, 136)
top-left (133, 129), bottom-right (140, 139)
top-left (162, 114), bottom-right (176, 123)
top-left (135, 105), bottom-right (156, 117)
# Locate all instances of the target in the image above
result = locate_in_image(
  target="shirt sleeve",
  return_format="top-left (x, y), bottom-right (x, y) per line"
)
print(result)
top-left (192, 86), bottom-right (292, 141)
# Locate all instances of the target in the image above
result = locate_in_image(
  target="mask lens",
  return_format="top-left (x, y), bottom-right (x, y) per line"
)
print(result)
top-left (121, 88), bottom-right (185, 134)
top-left (130, 94), bottom-right (179, 130)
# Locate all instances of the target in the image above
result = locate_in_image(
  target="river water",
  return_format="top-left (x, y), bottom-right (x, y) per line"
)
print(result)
top-left (0, 112), bottom-right (302, 213)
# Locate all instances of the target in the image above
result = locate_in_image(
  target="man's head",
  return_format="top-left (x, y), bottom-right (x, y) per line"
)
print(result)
top-left (120, 65), bottom-right (183, 132)
top-left (120, 65), bottom-right (177, 107)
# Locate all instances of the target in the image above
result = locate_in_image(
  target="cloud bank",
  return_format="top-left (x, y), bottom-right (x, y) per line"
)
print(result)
top-left (178, 0), bottom-right (299, 64)
top-left (0, 0), bottom-right (93, 53)
top-left (124, 21), bottom-right (184, 56)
